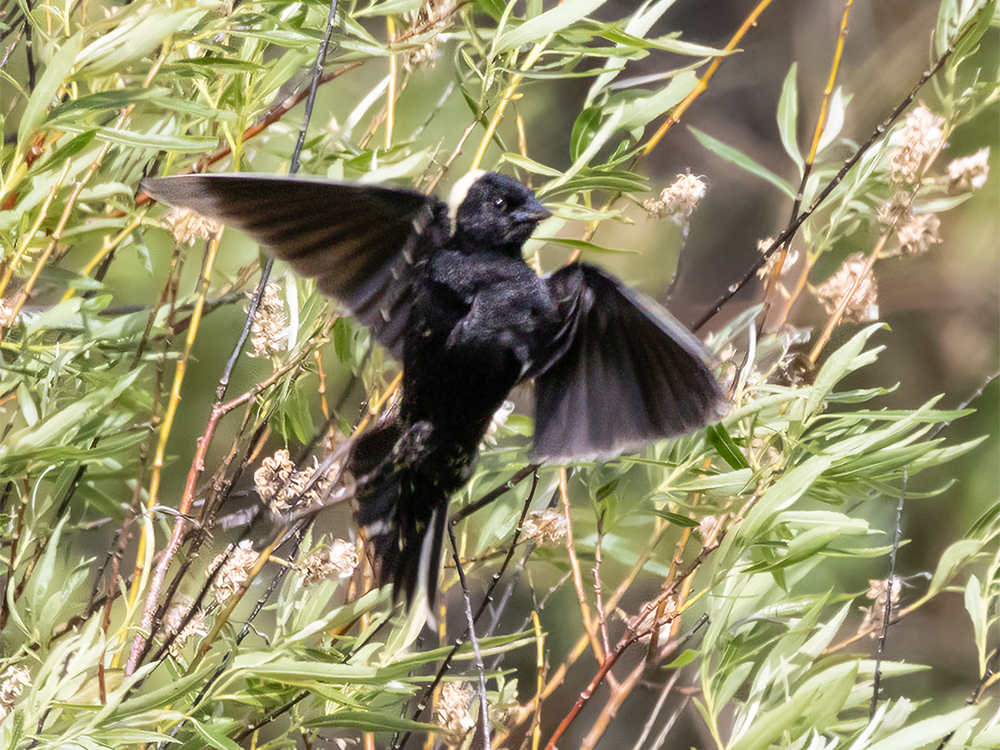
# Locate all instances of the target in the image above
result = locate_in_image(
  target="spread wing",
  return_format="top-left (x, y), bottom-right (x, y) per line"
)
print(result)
top-left (529, 262), bottom-right (726, 462)
top-left (142, 174), bottom-right (447, 360)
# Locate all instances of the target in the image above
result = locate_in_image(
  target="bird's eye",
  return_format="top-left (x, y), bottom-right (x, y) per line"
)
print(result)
top-left (493, 197), bottom-right (506, 209)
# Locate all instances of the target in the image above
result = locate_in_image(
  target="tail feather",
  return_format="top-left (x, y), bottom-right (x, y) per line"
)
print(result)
top-left (348, 419), bottom-right (452, 608)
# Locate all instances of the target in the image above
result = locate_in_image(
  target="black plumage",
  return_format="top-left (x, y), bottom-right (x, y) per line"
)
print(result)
top-left (142, 171), bottom-right (726, 607)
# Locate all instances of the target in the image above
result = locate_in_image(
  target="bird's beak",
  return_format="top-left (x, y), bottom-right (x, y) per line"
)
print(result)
top-left (515, 196), bottom-right (551, 224)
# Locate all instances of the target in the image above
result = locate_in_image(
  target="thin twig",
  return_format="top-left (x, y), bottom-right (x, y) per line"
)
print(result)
top-left (870, 468), bottom-right (906, 720)
top-left (758, 0), bottom-right (855, 335)
top-left (448, 521), bottom-right (492, 750)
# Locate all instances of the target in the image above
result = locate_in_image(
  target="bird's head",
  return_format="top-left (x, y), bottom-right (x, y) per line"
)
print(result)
top-left (449, 172), bottom-right (551, 253)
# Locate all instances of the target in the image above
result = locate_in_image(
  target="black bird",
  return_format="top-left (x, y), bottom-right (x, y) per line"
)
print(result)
top-left (142, 171), bottom-right (726, 607)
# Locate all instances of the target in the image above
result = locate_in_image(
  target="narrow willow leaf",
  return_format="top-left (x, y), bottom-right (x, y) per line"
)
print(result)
top-left (866, 705), bottom-right (980, 750)
top-left (570, 106), bottom-right (604, 163)
top-left (355, 0), bottom-right (423, 16)
top-left (739, 455), bottom-right (835, 540)
top-left (537, 236), bottom-right (637, 255)
top-left (585, 0), bottom-right (682, 102)
top-left (500, 153), bottom-right (564, 177)
top-left (304, 710), bottom-right (434, 733)
top-left (617, 70), bottom-right (697, 133)
top-left (689, 126), bottom-right (795, 198)
top-left (817, 87), bottom-right (849, 153)
top-left (670, 467), bottom-right (753, 493)
top-left (58, 124), bottom-right (218, 152)
top-left (493, 0), bottom-right (606, 53)
top-left (926, 539), bottom-right (983, 599)
top-left (777, 63), bottom-right (803, 171)
top-left (188, 716), bottom-right (243, 750)
top-left (17, 33), bottom-right (84, 152)
top-left (706, 423), bottom-right (751, 470)
top-left (647, 509), bottom-right (700, 527)
top-left (805, 324), bottom-right (885, 417)
top-left (76, 1), bottom-right (215, 74)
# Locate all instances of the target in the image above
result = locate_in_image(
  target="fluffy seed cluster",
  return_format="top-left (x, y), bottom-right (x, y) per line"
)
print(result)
top-left (299, 539), bottom-right (360, 585)
top-left (947, 146), bottom-right (990, 192)
top-left (254, 449), bottom-right (334, 513)
top-left (165, 207), bottom-right (222, 246)
top-left (434, 681), bottom-right (476, 744)
top-left (811, 253), bottom-right (879, 323)
top-left (643, 173), bottom-right (707, 221)
top-left (521, 509), bottom-right (568, 544)
top-left (755, 236), bottom-right (799, 283)
top-left (163, 596), bottom-right (208, 657)
top-left (859, 576), bottom-right (902, 637)
top-left (889, 105), bottom-right (945, 185)
top-left (697, 515), bottom-right (720, 542)
top-left (894, 213), bottom-right (942, 257)
top-left (247, 283), bottom-right (287, 358)
top-left (210, 540), bottom-right (260, 606)
top-left (0, 665), bottom-right (30, 720)
top-left (402, 0), bottom-right (455, 72)
top-left (623, 596), bottom-right (679, 645)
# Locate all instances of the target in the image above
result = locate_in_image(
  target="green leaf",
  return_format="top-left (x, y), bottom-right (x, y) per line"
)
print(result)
top-left (501, 153), bottom-right (564, 178)
top-left (537, 236), bottom-right (638, 255)
top-left (58, 123), bottom-right (219, 152)
top-left (739, 455), bottom-right (835, 540)
top-left (570, 106), bottom-right (605, 163)
top-left (817, 87), bottom-right (849, 153)
top-left (662, 648), bottom-right (700, 669)
top-left (188, 717), bottom-right (243, 750)
top-left (356, 0), bottom-right (423, 15)
top-left (493, 0), bottom-right (607, 53)
top-left (926, 539), bottom-right (983, 600)
top-left (647, 510), bottom-right (700, 528)
top-left (689, 126), bottom-right (795, 198)
top-left (776, 63), bottom-right (802, 170)
top-left (304, 710), bottom-right (434, 733)
top-left (18, 32), bottom-right (84, 151)
top-left (706, 423), bottom-right (751, 470)
top-left (866, 705), bottom-right (980, 750)
top-left (805, 323), bottom-right (885, 418)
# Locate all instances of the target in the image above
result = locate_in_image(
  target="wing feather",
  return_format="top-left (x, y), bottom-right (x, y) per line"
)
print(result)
top-left (142, 173), bottom-right (444, 360)
top-left (532, 263), bottom-right (725, 462)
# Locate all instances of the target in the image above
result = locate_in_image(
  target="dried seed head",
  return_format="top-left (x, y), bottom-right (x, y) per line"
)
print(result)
top-left (402, 0), bottom-right (455, 72)
top-left (434, 681), bottom-right (476, 744)
top-left (889, 105), bottom-right (945, 185)
top-left (876, 195), bottom-right (913, 229)
top-left (163, 596), bottom-right (208, 657)
top-left (0, 665), bottom-right (30, 719)
top-left (210, 540), bottom-right (260, 606)
top-left (0, 299), bottom-right (15, 328)
top-left (811, 253), bottom-right (879, 324)
top-left (247, 283), bottom-right (287, 358)
top-left (299, 539), bottom-right (360, 585)
top-left (165, 207), bottom-right (222, 246)
top-left (859, 576), bottom-right (902, 637)
top-left (254, 449), bottom-right (335, 513)
top-left (697, 515), bottom-right (720, 541)
top-left (521, 509), bottom-right (568, 544)
top-left (643, 173), bottom-right (707, 221)
top-left (755, 237), bottom-right (798, 280)
top-left (947, 146), bottom-right (990, 192)
top-left (893, 213), bottom-right (941, 257)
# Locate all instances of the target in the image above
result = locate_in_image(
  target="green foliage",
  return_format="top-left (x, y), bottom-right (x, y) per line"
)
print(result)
top-left (0, 0), bottom-right (998, 749)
